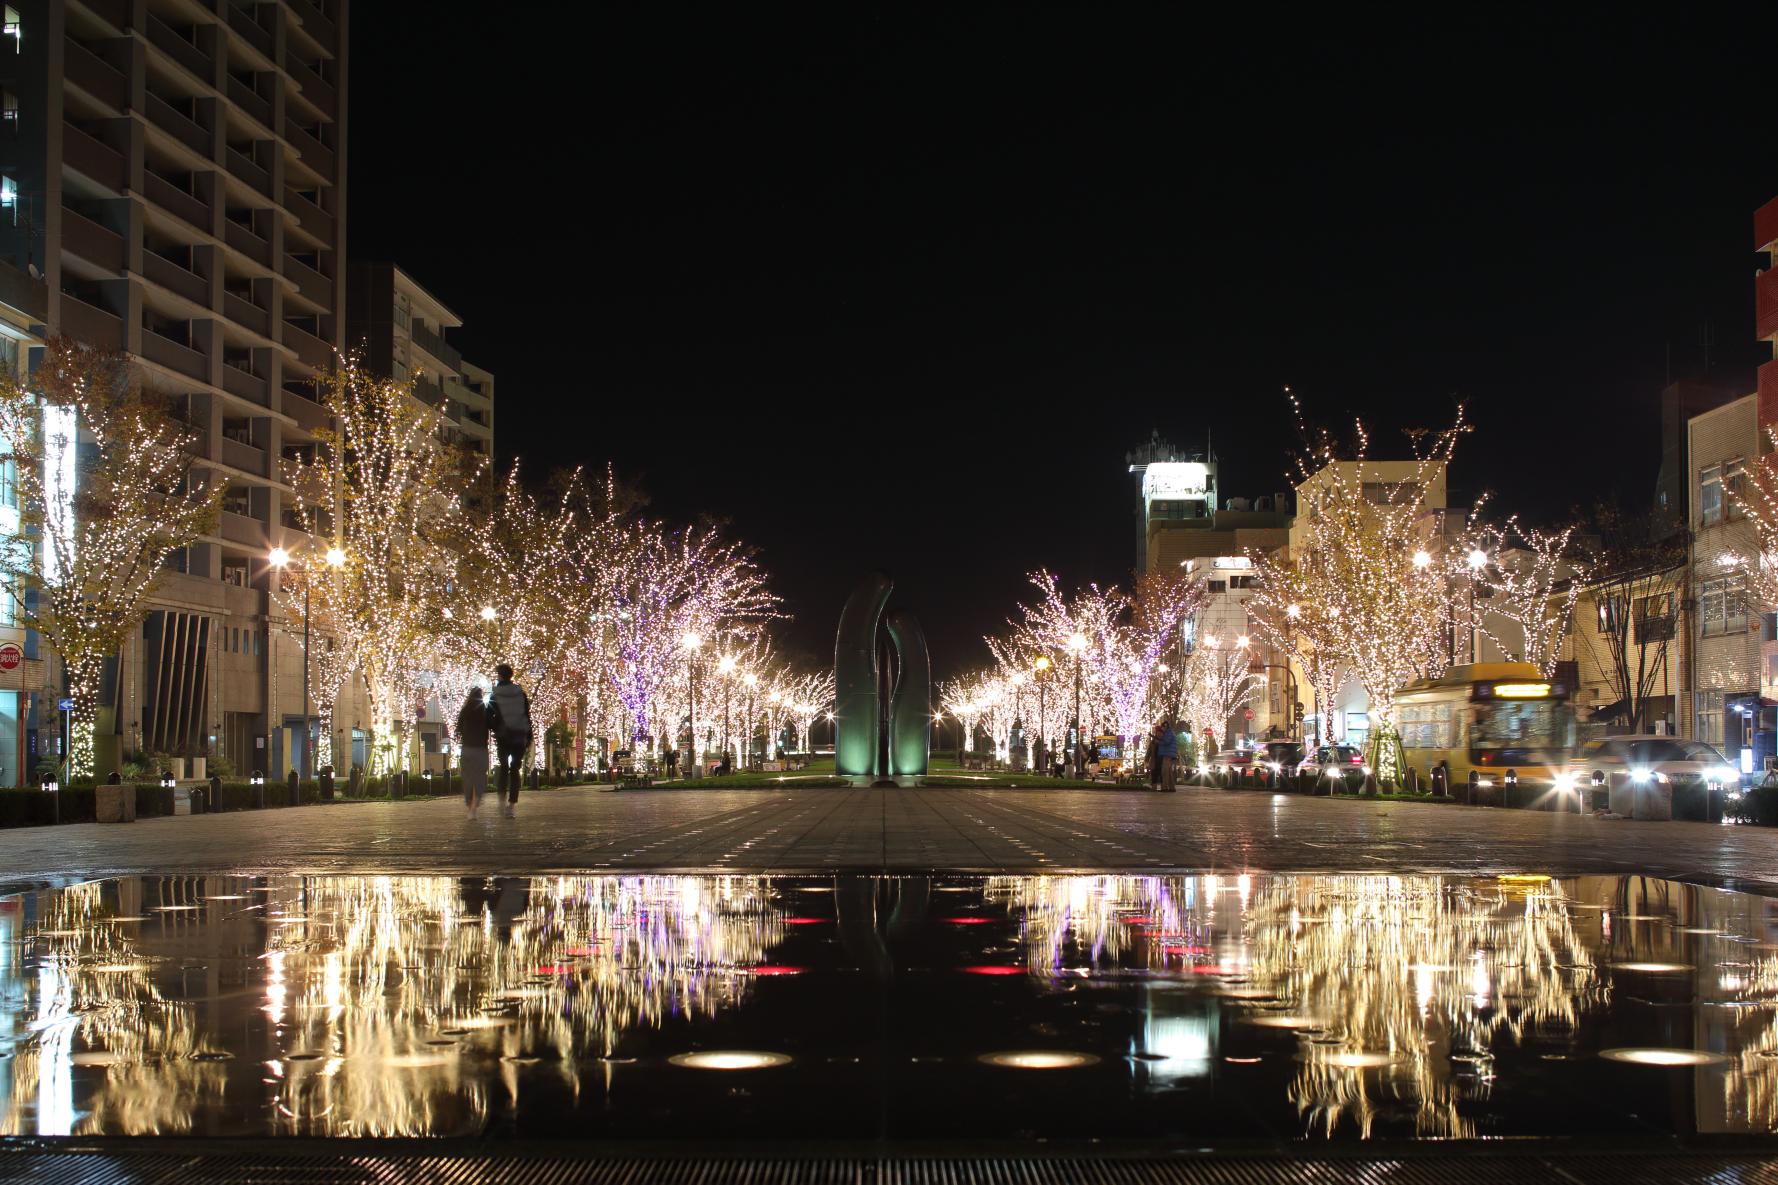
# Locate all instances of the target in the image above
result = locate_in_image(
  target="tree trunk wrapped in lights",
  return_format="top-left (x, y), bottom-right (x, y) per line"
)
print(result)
top-left (0, 339), bottom-right (223, 776)
top-left (1180, 633), bottom-right (1260, 756)
top-left (280, 363), bottom-right (477, 775)
top-left (1469, 519), bottom-right (1587, 675)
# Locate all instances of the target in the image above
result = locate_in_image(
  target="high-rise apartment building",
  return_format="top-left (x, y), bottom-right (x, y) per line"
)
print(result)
top-left (0, 0), bottom-right (349, 778)
top-left (346, 261), bottom-right (494, 463)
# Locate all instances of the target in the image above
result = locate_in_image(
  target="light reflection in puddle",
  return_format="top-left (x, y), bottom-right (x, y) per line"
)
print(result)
top-left (1, 871), bottom-right (1777, 1142)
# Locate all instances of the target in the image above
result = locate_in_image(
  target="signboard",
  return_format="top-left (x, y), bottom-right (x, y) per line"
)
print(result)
top-left (1211, 556), bottom-right (1252, 571)
top-left (1243, 708), bottom-right (1254, 721)
top-left (57, 697), bottom-right (73, 712)
top-left (0, 642), bottom-right (22, 671)
top-left (1141, 461), bottom-right (1209, 503)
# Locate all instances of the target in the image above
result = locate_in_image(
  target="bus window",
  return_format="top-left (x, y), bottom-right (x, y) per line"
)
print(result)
top-left (1472, 701), bottom-right (1572, 752)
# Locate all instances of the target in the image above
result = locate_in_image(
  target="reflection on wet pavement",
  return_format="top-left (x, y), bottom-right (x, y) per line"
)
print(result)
top-left (3, 872), bottom-right (1778, 1142)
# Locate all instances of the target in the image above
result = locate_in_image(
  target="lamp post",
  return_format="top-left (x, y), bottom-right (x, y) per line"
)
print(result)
top-left (741, 671), bottom-right (757, 769)
top-left (1034, 654), bottom-right (1051, 775)
top-left (1067, 631), bottom-right (1087, 777)
top-left (681, 631), bottom-right (702, 778)
top-left (767, 689), bottom-right (782, 760)
top-left (269, 544), bottom-right (344, 782)
top-left (717, 654), bottom-right (736, 770)
top-left (1467, 548), bottom-right (1488, 664)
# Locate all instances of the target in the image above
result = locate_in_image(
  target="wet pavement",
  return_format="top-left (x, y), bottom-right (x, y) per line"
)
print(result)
top-left (5, 785), bottom-right (1778, 890)
top-left (4, 870), bottom-right (1778, 1143)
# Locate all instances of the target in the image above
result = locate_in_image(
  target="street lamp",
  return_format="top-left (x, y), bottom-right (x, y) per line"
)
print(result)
top-left (1412, 549), bottom-right (1432, 570)
top-left (1034, 654), bottom-right (1052, 774)
top-left (269, 543), bottom-right (345, 782)
top-left (1067, 631), bottom-right (1088, 778)
top-left (1466, 548), bottom-right (1488, 663)
top-left (681, 631), bottom-right (702, 778)
top-left (741, 670), bottom-right (758, 769)
top-left (767, 688), bottom-right (783, 760)
top-left (717, 654), bottom-right (737, 769)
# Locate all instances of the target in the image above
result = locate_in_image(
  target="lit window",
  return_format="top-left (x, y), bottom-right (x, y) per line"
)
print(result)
top-left (3, 8), bottom-right (20, 48)
top-left (1700, 463), bottom-right (1723, 527)
top-left (0, 90), bottom-right (16, 128)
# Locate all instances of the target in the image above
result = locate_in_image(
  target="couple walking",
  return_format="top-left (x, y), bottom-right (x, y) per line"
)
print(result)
top-left (456, 664), bottom-right (533, 817)
top-left (1146, 720), bottom-right (1179, 792)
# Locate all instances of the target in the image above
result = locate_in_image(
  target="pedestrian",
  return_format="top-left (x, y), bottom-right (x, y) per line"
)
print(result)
top-left (457, 686), bottom-right (491, 816)
top-left (1158, 718), bottom-right (1179, 792)
top-left (1145, 725), bottom-right (1162, 790)
top-left (486, 662), bottom-right (533, 818)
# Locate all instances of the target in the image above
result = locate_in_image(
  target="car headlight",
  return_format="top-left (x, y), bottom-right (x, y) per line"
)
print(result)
top-left (1631, 769), bottom-right (1669, 784)
top-left (1361, 766), bottom-right (1372, 776)
top-left (1553, 773), bottom-right (1576, 794)
top-left (1718, 767), bottom-right (1740, 784)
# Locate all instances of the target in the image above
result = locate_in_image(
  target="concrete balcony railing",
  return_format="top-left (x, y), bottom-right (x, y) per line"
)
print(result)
top-left (281, 388), bottom-right (330, 434)
top-left (286, 0), bottom-right (338, 47)
top-left (286, 56), bottom-right (336, 115)
top-left (222, 364), bottom-right (269, 406)
top-left (59, 293), bottom-right (125, 350)
top-left (61, 207), bottom-right (125, 273)
top-left (224, 219), bottom-right (272, 267)
top-left (64, 38), bottom-right (127, 110)
top-left (226, 75), bottom-right (274, 129)
top-left (283, 187), bottom-right (332, 245)
top-left (144, 15), bottom-right (212, 84)
top-left (145, 93), bottom-right (212, 160)
top-left (221, 436), bottom-right (266, 475)
top-left (226, 147), bottom-right (273, 199)
top-left (144, 171), bottom-right (210, 234)
top-left (224, 291), bottom-right (270, 336)
top-left (282, 255), bottom-right (330, 306)
top-left (63, 121), bottom-right (127, 191)
top-left (225, 6), bottom-right (274, 58)
top-left (1759, 268), bottom-right (1778, 344)
top-left (219, 509), bottom-right (265, 548)
top-left (283, 120), bottom-right (335, 179)
top-left (282, 320), bottom-right (332, 370)
top-left (142, 250), bottom-right (209, 306)
top-left (140, 328), bottom-right (207, 382)
top-left (1758, 196), bottom-right (1778, 255)
top-left (411, 321), bottom-right (461, 371)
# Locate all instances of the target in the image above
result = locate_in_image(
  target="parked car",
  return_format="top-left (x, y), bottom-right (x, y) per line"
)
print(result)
top-left (1204, 749), bottom-right (1254, 781)
top-left (1568, 735), bottom-right (1738, 821)
top-left (1253, 741), bottom-right (1305, 777)
top-left (1296, 745), bottom-right (1368, 790)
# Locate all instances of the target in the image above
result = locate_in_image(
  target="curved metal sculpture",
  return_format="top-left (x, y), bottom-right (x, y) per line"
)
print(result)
top-left (833, 574), bottom-right (932, 784)
top-left (834, 573), bottom-right (892, 780)
top-left (885, 610), bottom-right (931, 778)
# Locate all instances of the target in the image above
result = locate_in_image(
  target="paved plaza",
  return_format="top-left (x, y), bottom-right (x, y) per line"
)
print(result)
top-left (6, 783), bottom-right (1778, 890)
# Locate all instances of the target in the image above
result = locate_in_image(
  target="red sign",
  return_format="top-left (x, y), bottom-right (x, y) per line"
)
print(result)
top-left (1243, 708), bottom-right (1254, 721)
top-left (0, 643), bottom-right (23, 671)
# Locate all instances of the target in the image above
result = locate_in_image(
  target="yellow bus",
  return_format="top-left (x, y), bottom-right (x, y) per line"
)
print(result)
top-left (1395, 662), bottom-right (1579, 806)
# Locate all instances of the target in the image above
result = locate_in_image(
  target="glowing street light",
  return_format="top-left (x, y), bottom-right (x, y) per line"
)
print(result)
top-left (1067, 633), bottom-right (1088, 777)
top-left (1412, 549), bottom-right (1432, 570)
top-left (1467, 548), bottom-right (1488, 570)
top-left (324, 546), bottom-right (346, 568)
top-left (682, 632), bottom-right (704, 778)
top-left (1285, 603), bottom-right (1301, 619)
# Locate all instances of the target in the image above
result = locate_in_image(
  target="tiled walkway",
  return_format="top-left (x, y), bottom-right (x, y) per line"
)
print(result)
top-left (6, 784), bottom-right (1778, 890)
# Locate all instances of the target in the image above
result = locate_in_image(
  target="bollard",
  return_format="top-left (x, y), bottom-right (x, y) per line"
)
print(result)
top-left (348, 767), bottom-right (362, 798)
top-left (1406, 767), bottom-right (1420, 794)
top-left (287, 769), bottom-right (299, 804)
top-left (1465, 770), bottom-right (1478, 806)
top-left (319, 771), bottom-right (334, 800)
top-left (1503, 769), bottom-right (1518, 806)
top-left (251, 771), bottom-right (265, 809)
top-left (1590, 769), bottom-right (1605, 814)
top-left (210, 774), bottom-right (223, 811)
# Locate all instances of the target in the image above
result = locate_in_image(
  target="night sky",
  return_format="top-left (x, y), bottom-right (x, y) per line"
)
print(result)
top-left (349, 6), bottom-right (1778, 678)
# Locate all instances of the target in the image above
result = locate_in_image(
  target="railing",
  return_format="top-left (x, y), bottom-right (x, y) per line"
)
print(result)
top-left (219, 510), bottom-right (264, 548)
top-left (221, 436), bottom-right (265, 475)
top-left (0, 260), bottom-right (46, 320)
top-left (1759, 268), bottom-right (1778, 343)
top-left (64, 38), bottom-right (127, 110)
top-left (412, 375), bottom-right (445, 408)
top-left (144, 171), bottom-right (210, 233)
top-left (144, 15), bottom-right (212, 83)
top-left (286, 0), bottom-right (337, 46)
top-left (280, 388), bottom-right (330, 434)
top-left (226, 146), bottom-right (273, 198)
top-left (1758, 195), bottom-right (1778, 254)
top-left (223, 291), bottom-right (269, 336)
top-left (142, 249), bottom-right (209, 305)
top-left (281, 320), bottom-right (331, 370)
top-left (282, 186), bottom-right (332, 245)
top-left (225, 75), bottom-right (273, 129)
top-left (60, 207), bottom-right (125, 272)
top-left (58, 293), bottom-right (124, 349)
top-left (225, 5), bottom-right (274, 58)
top-left (62, 121), bottom-right (127, 190)
top-left (224, 219), bottom-right (271, 266)
top-left (282, 254), bottom-right (329, 305)
top-left (286, 56), bottom-right (335, 114)
top-left (283, 120), bottom-right (334, 178)
top-left (81, 0), bottom-right (128, 30)
top-left (145, 92), bottom-right (212, 158)
top-left (410, 321), bottom-right (461, 371)
top-left (222, 364), bottom-right (269, 406)
top-left (140, 328), bottom-right (207, 381)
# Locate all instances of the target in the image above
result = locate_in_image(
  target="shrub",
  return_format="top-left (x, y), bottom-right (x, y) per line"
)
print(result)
top-left (0, 786), bottom-right (96, 827)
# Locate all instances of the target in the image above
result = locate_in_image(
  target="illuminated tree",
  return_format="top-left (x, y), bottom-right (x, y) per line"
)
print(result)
top-left (1472, 520), bottom-right (1586, 676)
top-left (1726, 423), bottom-right (1778, 613)
top-left (0, 340), bottom-right (222, 775)
top-left (281, 362), bottom-right (475, 773)
top-left (1180, 632), bottom-right (1260, 753)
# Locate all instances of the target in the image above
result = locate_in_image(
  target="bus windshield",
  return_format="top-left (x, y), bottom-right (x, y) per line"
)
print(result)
top-left (1471, 700), bottom-right (1573, 751)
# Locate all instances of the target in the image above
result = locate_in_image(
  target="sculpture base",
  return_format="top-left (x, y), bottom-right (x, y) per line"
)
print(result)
top-left (849, 775), bottom-right (926, 788)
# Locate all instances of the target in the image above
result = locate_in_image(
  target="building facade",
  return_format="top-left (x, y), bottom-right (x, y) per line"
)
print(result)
top-left (0, 0), bottom-right (350, 780)
top-left (1687, 393), bottom-right (1763, 762)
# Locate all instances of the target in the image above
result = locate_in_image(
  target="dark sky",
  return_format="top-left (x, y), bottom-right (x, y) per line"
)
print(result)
top-left (349, 5), bottom-right (1778, 679)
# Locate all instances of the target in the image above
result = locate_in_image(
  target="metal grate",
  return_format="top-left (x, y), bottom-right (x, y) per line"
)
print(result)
top-left (6, 1152), bottom-right (1778, 1185)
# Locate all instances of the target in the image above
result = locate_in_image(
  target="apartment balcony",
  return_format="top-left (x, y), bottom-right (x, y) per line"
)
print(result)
top-left (59, 293), bottom-right (125, 350)
top-left (412, 375), bottom-right (445, 408)
top-left (1759, 196), bottom-right (1778, 255)
top-left (221, 436), bottom-right (266, 476)
top-left (61, 207), bottom-right (124, 273)
top-left (145, 93), bottom-right (212, 160)
top-left (64, 38), bottom-right (127, 110)
top-left (283, 187), bottom-right (333, 245)
top-left (63, 121), bottom-right (127, 191)
top-left (224, 219), bottom-right (272, 267)
top-left (283, 120), bottom-right (335, 178)
top-left (225, 75), bottom-right (274, 129)
top-left (1759, 267), bottom-right (1778, 344)
top-left (142, 249), bottom-right (209, 306)
top-left (224, 291), bottom-right (270, 336)
top-left (219, 509), bottom-right (264, 548)
top-left (281, 388), bottom-right (329, 434)
top-left (222, 363), bottom-right (269, 406)
top-left (286, 57), bottom-right (336, 116)
top-left (81, 0), bottom-right (128, 30)
top-left (140, 327), bottom-right (207, 382)
top-left (143, 171), bottom-right (210, 234)
top-left (282, 320), bottom-right (332, 370)
top-left (226, 147), bottom-right (273, 199)
top-left (282, 254), bottom-right (330, 306)
top-left (0, 261), bottom-right (47, 320)
top-left (411, 321), bottom-right (461, 372)
top-left (144, 15), bottom-right (212, 84)
top-left (224, 6), bottom-right (274, 59)
top-left (286, 0), bottom-right (338, 47)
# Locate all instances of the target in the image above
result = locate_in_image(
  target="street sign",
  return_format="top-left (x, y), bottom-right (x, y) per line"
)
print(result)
top-left (0, 643), bottom-right (21, 671)
top-left (56, 697), bottom-right (73, 712)
top-left (1243, 708), bottom-right (1253, 721)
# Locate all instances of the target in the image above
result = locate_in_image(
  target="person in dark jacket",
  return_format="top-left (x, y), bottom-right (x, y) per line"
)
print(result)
top-left (457, 687), bottom-right (490, 816)
top-left (1145, 725), bottom-right (1163, 789)
top-left (1157, 719), bottom-right (1180, 792)
top-left (486, 663), bottom-right (533, 817)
